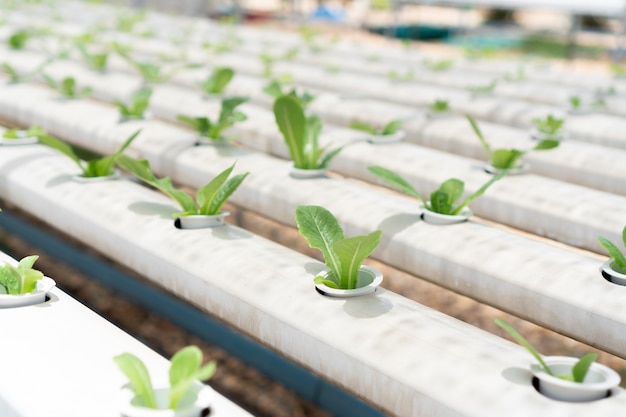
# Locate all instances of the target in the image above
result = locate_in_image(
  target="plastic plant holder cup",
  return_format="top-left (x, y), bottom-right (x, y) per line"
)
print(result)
top-left (366, 130), bottom-right (405, 144)
top-left (0, 277), bottom-right (56, 308)
top-left (484, 162), bottom-right (529, 176)
top-left (421, 206), bottom-right (472, 225)
top-left (71, 170), bottom-right (121, 183)
top-left (600, 260), bottom-right (626, 286)
top-left (119, 381), bottom-right (212, 417)
top-left (531, 356), bottom-right (620, 402)
top-left (289, 166), bottom-right (327, 179)
top-left (314, 266), bottom-right (383, 298)
top-left (176, 212), bottom-right (230, 229)
top-left (0, 131), bottom-right (39, 146)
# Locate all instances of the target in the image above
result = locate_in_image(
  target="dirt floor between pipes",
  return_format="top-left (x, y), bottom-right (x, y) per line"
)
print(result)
top-left (1, 198), bottom-right (625, 417)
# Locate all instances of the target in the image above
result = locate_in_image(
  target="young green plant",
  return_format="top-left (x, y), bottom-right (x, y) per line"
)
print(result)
top-left (495, 318), bottom-right (598, 383)
top-left (42, 74), bottom-right (92, 98)
top-left (295, 205), bottom-right (382, 290)
top-left (114, 345), bottom-right (216, 410)
top-left (77, 44), bottom-right (109, 71)
top-left (273, 95), bottom-right (342, 170)
top-left (8, 30), bottom-right (29, 49)
top-left (597, 226), bottom-right (626, 274)
top-left (178, 97), bottom-right (248, 142)
top-left (115, 88), bottom-right (152, 119)
top-left (466, 80), bottom-right (497, 95)
top-left (368, 165), bottom-right (506, 216)
top-left (467, 115), bottom-right (559, 170)
top-left (429, 99), bottom-right (450, 113)
top-left (531, 114), bottom-right (564, 138)
top-left (0, 255), bottom-right (44, 295)
top-left (263, 80), bottom-right (315, 108)
top-left (422, 58), bottom-right (454, 71)
top-left (117, 156), bottom-right (248, 218)
top-left (349, 119), bottom-right (402, 136)
top-left (38, 130), bottom-right (140, 178)
top-left (2, 125), bottom-right (45, 140)
top-left (199, 67), bottom-right (234, 95)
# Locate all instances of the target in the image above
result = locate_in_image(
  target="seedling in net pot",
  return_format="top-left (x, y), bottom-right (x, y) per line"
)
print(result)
top-left (531, 114), bottom-right (565, 140)
top-left (263, 80), bottom-right (315, 108)
top-left (77, 44), bottom-right (109, 71)
top-left (349, 119), bottom-right (402, 136)
top-left (115, 87), bottom-right (152, 119)
top-left (0, 255), bottom-right (44, 295)
top-left (273, 95), bottom-right (342, 172)
top-left (8, 30), bottom-right (29, 49)
top-left (422, 58), bottom-right (454, 71)
top-left (38, 130), bottom-right (140, 178)
top-left (114, 345), bottom-right (216, 412)
top-left (468, 115), bottom-right (559, 172)
top-left (117, 156), bottom-right (248, 219)
top-left (429, 99), bottom-right (450, 113)
top-left (42, 74), bottom-right (92, 99)
top-left (178, 96), bottom-right (248, 143)
top-left (368, 165), bottom-right (506, 218)
top-left (296, 205), bottom-right (382, 290)
top-left (199, 67), bottom-right (234, 96)
top-left (597, 226), bottom-right (626, 285)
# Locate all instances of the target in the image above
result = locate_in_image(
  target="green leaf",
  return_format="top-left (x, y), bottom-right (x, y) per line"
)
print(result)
top-left (430, 179), bottom-right (463, 214)
top-left (262, 80), bottom-right (283, 98)
top-left (572, 353), bottom-right (598, 383)
top-left (367, 165), bottom-right (427, 205)
top-left (452, 171), bottom-right (506, 215)
top-left (304, 115), bottom-right (322, 168)
top-left (313, 275), bottom-right (339, 288)
top-left (206, 173), bottom-right (248, 215)
top-left (0, 266), bottom-right (21, 294)
top-left (113, 353), bottom-right (157, 409)
top-left (333, 231), bottom-right (382, 289)
top-left (466, 115), bottom-right (491, 156)
top-left (494, 318), bottom-right (553, 376)
top-left (317, 145), bottom-right (342, 169)
top-left (200, 67), bottom-right (234, 94)
top-left (178, 115), bottom-right (211, 137)
top-left (117, 155), bottom-right (197, 215)
top-left (274, 95), bottom-right (306, 168)
top-left (37, 134), bottom-right (86, 174)
top-left (168, 346), bottom-right (216, 409)
top-left (533, 139), bottom-right (560, 151)
top-left (597, 235), bottom-right (626, 272)
top-left (295, 206), bottom-right (344, 280)
top-left (196, 164), bottom-right (233, 213)
top-left (490, 149), bottom-right (524, 169)
top-left (349, 121), bottom-right (377, 135)
top-left (17, 255), bottom-right (38, 271)
top-left (382, 119), bottom-right (402, 135)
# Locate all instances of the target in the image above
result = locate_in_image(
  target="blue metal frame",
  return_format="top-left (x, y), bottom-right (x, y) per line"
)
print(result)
top-left (0, 209), bottom-right (387, 417)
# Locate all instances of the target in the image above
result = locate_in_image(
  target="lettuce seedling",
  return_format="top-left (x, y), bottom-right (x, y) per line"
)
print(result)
top-left (117, 157), bottom-right (248, 218)
top-left (199, 67), bottom-right (234, 95)
top-left (38, 130), bottom-right (140, 177)
top-left (2, 125), bottom-right (45, 140)
top-left (8, 30), bottom-right (29, 49)
top-left (349, 119), bottom-right (402, 136)
top-left (115, 88), bottom-right (152, 119)
top-left (466, 80), bottom-right (497, 95)
top-left (532, 114), bottom-right (564, 138)
top-left (422, 58), bottom-right (454, 71)
top-left (430, 99), bottom-right (449, 113)
top-left (368, 165), bottom-right (506, 215)
top-left (387, 70), bottom-right (414, 82)
top-left (115, 46), bottom-right (198, 84)
top-left (0, 255), bottom-right (44, 295)
top-left (468, 115), bottom-right (559, 170)
top-left (273, 95), bottom-right (342, 170)
top-left (42, 74), bottom-right (92, 98)
top-left (569, 95), bottom-right (582, 110)
top-left (114, 345), bottom-right (216, 410)
top-left (495, 318), bottom-right (598, 383)
top-left (263, 80), bottom-right (315, 108)
top-left (178, 97), bottom-right (248, 142)
top-left (597, 226), bottom-right (626, 274)
top-left (296, 205), bottom-right (382, 290)
top-left (77, 45), bottom-right (108, 71)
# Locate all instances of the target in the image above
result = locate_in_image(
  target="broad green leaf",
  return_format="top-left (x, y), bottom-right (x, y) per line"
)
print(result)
top-left (533, 139), bottom-right (560, 151)
top-left (178, 115), bottom-right (211, 137)
top-left (197, 164), bottom-right (234, 213)
top-left (490, 149), bottom-right (524, 169)
top-left (21, 269), bottom-right (43, 293)
top-left (429, 189), bottom-right (452, 214)
top-left (16, 255), bottom-right (38, 271)
top-left (61, 77), bottom-right (76, 96)
top-left (295, 206), bottom-right (344, 280)
top-left (439, 179), bottom-right (464, 207)
top-left (0, 266), bottom-right (21, 294)
top-left (274, 95), bottom-right (306, 168)
top-left (169, 346), bottom-right (202, 388)
top-left (494, 318), bottom-right (553, 376)
top-left (313, 276), bottom-right (339, 288)
top-left (382, 119), bottom-right (402, 135)
top-left (349, 121), bottom-right (376, 135)
top-left (452, 171), bottom-right (506, 215)
top-left (367, 165), bottom-right (427, 205)
top-left (333, 231), bottom-right (382, 289)
top-left (113, 353), bottom-right (157, 409)
top-left (597, 236), bottom-right (626, 272)
top-left (201, 67), bottom-right (234, 94)
top-left (262, 80), bottom-right (283, 98)
top-left (572, 353), bottom-right (598, 383)
top-left (206, 173), bottom-right (248, 215)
